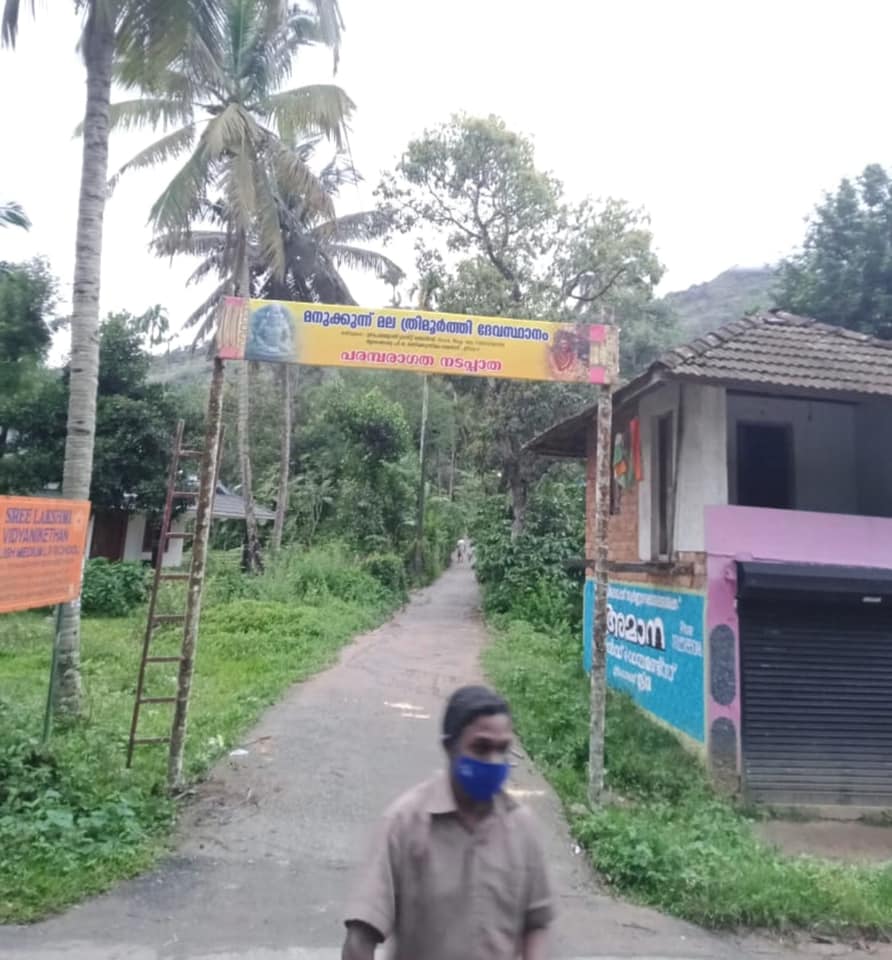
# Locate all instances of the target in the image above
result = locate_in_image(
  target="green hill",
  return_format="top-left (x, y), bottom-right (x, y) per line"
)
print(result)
top-left (149, 346), bottom-right (213, 385)
top-left (663, 266), bottom-right (777, 339)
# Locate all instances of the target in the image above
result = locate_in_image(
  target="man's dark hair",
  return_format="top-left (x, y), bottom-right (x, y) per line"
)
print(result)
top-left (442, 685), bottom-right (510, 747)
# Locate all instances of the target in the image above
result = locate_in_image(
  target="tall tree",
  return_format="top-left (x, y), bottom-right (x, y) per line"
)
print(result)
top-left (157, 153), bottom-right (402, 342)
top-left (0, 200), bottom-right (30, 229)
top-left (0, 258), bottom-right (56, 457)
top-left (379, 115), bottom-right (665, 534)
top-left (155, 148), bottom-right (401, 555)
top-left (113, 0), bottom-right (351, 571)
top-left (779, 163), bottom-right (892, 336)
top-left (2, 311), bottom-right (202, 510)
top-left (2, 0), bottom-right (226, 716)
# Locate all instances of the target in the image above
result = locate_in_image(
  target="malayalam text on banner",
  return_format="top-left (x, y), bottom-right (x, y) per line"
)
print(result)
top-left (216, 297), bottom-right (619, 384)
top-left (0, 497), bottom-right (91, 614)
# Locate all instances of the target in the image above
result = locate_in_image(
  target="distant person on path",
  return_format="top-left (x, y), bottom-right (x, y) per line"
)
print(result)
top-left (456, 537), bottom-right (467, 563)
top-left (342, 685), bottom-right (553, 960)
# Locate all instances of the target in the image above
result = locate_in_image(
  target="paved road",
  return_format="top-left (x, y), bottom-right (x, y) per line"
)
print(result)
top-left (1, 567), bottom-right (887, 960)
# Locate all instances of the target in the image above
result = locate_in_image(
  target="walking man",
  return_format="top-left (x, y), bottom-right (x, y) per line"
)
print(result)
top-left (456, 537), bottom-right (467, 563)
top-left (342, 685), bottom-right (553, 960)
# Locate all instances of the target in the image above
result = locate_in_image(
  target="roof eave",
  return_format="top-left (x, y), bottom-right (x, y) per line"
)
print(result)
top-left (525, 365), bottom-right (672, 459)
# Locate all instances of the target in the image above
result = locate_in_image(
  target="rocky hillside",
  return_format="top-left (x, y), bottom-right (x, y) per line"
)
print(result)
top-left (663, 266), bottom-right (777, 339)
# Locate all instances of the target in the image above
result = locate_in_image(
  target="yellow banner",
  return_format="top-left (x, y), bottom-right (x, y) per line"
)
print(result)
top-left (216, 298), bottom-right (618, 384)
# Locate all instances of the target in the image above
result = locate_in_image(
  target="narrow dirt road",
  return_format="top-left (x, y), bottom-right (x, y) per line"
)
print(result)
top-left (1, 567), bottom-right (887, 959)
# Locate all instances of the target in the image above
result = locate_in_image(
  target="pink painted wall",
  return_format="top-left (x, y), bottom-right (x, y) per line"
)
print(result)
top-left (704, 506), bottom-right (892, 781)
top-left (705, 505), bottom-right (892, 567)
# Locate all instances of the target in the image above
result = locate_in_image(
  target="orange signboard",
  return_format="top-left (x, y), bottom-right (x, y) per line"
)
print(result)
top-left (0, 497), bottom-right (91, 614)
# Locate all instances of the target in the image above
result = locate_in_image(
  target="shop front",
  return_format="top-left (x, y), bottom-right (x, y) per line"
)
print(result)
top-left (530, 312), bottom-right (892, 808)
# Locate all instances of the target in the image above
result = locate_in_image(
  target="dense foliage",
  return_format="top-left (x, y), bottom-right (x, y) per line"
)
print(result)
top-left (779, 163), bottom-right (892, 336)
top-left (472, 464), bottom-right (585, 629)
top-left (0, 311), bottom-right (202, 513)
top-left (80, 560), bottom-right (149, 617)
top-left (379, 115), bottom-right (676, 535)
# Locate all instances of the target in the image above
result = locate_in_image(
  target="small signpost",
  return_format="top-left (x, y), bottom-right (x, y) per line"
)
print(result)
top-left (0, 496), bottom-right (91, 739)
top-left (0, 496), bottom-right (90, 615)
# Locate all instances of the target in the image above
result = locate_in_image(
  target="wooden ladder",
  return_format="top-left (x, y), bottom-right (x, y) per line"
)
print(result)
top-left (126, 420), bottom-right (222, 767)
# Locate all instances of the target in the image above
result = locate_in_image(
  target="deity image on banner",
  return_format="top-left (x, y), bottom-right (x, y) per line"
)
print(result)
top-left (245, 302), bottom-right (294, 362)
top-left (548, 325), bottom-right (590, 381)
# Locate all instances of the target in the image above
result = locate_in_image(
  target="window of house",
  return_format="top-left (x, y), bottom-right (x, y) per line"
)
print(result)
top-left (654, 413), bottom-right (674, 558)
top-left (141, 516), bottom-right (169, 554)
top-left (736, 422), bottom-right (794, 509)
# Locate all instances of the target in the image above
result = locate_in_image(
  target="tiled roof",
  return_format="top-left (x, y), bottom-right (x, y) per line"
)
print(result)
top-left (211, 493), bottom-right (276, 523)
top-left (657, 312), bottom-right (892, 396)
top-left (527, 312), bottom-right (892, 458)
top-left (183, 483), bottom-right (276, 522)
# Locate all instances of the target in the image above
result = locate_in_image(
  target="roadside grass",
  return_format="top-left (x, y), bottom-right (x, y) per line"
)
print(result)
top-left (0, 544), bottom-right (400, 923)
top-left (484, 617), bottom-right (892, 936)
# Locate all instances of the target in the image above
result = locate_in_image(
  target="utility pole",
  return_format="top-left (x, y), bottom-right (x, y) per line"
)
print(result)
top-left (413, 280), bottom-right (434, 579)
top-left (588, 308), bottom-right (619, 805)
top-left (414, 374), bottom-right (429, 577)
top-left (588, 383), bottom-right (613, 804)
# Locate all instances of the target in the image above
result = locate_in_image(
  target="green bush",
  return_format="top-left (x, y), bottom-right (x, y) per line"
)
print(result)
top-left (577, 800), bottom-right (892, 931)
top-left (362, 552), bottom-right (408, 600)
top-left (419, 495), bottom-right (463, 584)
top-left (80, 559), bottom-right (148, 616)
top-left (252, 543), bottom-right (392, 607)
top-left (473, 467), bottom-right (585, 630)
top-left (0, 699), bottom-right (172, 923)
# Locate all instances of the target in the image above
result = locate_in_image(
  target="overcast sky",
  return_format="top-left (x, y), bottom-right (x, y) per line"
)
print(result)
top-left (1, 0), bottom-right (890, 354)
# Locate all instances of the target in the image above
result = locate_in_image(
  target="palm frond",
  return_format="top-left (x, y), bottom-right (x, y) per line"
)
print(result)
top-left (267, 136), bottom-right (334, 222)
top-left (307, 256), bottom-right (354, 304)
top-left (104, 97), bottom-right (192, 134)
top-left (263, 84), bottom-right (353, 150)
top-left (309, 0), bottom-right (344, 69)
top-left (249, 0), bottom-right (296, 93)
top-left (185, 279), bottom-right (230, 344)
top-left (1, 0), bottom-right (26, 48)
top-left (151, 229), bottom-right (228, 259)
top-left (187, 255), bottom-right (222, 286)
top-left (206, 102), bottom-right (250, 157)
top-left (109, 124), bottom-right (197, 193)
top-left (0, 200), bottom-right (30, 229)
top-left (311, 210), bottom-right (391, 245)
top-left (148, 138), bottom-right (215, 235)
top-left (319, 153), bottom-right (360, 195)
top-left (224, 140), bottom-right (259, 237)
top-left (251, 158), bottom-right (287, 279)
top-left (115, 0), bottom-right (226, 91)
top-left (328, 244), bottom-right (405, 284)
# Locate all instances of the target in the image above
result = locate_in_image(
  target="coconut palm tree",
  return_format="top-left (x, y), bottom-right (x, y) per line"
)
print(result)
top-left (160, 152), bottom-right (403, 342)
top-left (152, 150), bottom-right (403, 552)
top-left (112, 0), bottom-right (351, 571)
top-left (0, 201), bottom-right (30, 229)
top-left (1, 0), bottom-right (230, 718)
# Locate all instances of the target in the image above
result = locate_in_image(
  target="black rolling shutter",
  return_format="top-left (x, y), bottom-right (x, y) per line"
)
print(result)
top-left (739, 564), bottom-right (892, 807)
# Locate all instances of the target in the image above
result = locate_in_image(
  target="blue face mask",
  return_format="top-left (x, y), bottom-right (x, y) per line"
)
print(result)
top-left (454, 755), bottom-right (510, 802)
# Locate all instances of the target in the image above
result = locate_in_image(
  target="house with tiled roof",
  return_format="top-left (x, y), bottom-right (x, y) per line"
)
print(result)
top-left (528, 311), bottom-right (892, 810)
top-left (88, 482), bottom-right (276, 569)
